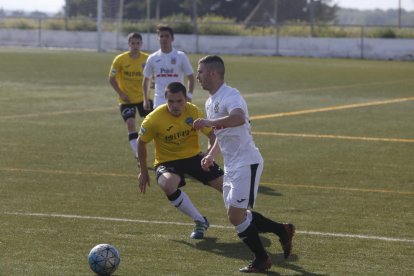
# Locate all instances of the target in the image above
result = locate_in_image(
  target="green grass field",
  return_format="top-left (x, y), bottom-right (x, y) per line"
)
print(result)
top-left (0, 48), bottom-right (413, 275)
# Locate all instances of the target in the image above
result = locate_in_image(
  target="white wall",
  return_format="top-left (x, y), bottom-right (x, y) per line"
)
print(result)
top-left (1, 29), bottom-right (413, 61)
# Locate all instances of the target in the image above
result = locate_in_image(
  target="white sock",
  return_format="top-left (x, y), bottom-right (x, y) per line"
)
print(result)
top-left (129, 138), bottom-right (137, 158)
top-left (246, 210), bottom-right (252, 221)
top-left (236, 216), bottom-right (251, 234)
top-left (170, 190), bottom-right (204, 222)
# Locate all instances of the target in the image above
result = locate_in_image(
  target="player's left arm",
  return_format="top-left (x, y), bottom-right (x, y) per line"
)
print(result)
top-left (206, 130), bottom-right (217, 153)
top-left (193, 108), bottom-right (246, 130)
top-left (182, 54), bottom-right (195, 101)
top-left (186, 74), bottom-right (195, 102)
top-left (142, 77), bottom-right (152, 110)
top-left (201, 134), bottom-right (221, 171)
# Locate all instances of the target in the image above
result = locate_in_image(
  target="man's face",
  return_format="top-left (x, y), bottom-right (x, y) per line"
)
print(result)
top-left (158, 31), bottom-right (173, 48)
top-left (128, 38), bottom-right (142, 54)
top-left (166, 90), bottom-right (186, 117)
top-left (196, 63), bottom-right (211, 91)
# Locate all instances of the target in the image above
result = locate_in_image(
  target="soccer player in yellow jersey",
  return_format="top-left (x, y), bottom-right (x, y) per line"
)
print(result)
top-left (109, 32), bottom-right (153, 158)
top-left (137, 82), bottom-right (223, 239)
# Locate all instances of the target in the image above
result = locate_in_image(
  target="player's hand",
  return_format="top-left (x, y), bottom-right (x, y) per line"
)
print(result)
top-left (143, 99), bottom-right (151, 111)
top-left (193, 118), bottom-right (210, 130)
top-left (138, 171), bottom-right (150, 194)
top-left (119, 92), bottom-right (130, 103)
top-left (201, 155), bottom-right (214, 171)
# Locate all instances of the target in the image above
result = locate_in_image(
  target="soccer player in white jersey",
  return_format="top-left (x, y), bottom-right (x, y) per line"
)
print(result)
top-left (142, 25), bottom-right (195, 109)
top-left (193, 55), bottom-right (295, 273)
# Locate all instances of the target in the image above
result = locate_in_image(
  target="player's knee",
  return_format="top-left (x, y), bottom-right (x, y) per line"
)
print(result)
top-left (158, 175), bottom-right (180, 196)
top-left (227, 207), bottom-right (247, 226)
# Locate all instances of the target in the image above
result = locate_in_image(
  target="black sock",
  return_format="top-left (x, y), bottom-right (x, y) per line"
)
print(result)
top-left (167, 189), bottom-right (181, 201)
top-left (251, 211), bottom-right (285, 237)
top-left (238, 224), bottom-right (268, 260)
top-left (128, 131), bottom-right (138, 141)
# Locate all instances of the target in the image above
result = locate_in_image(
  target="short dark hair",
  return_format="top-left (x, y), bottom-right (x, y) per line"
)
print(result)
top-left (198, 55), bottom-right (225, 79)
top-left (127, 32), bottom-right (142, 42)
top-left (156, 24), bottom-right (174, 38)
top-left (165, 82), bottom-right (186, 98)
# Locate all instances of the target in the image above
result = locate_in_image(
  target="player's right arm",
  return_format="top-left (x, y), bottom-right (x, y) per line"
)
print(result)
top-left (109, 76), bottom-right (130, 103)
top-left (137, 136), bottom-right (150, 193)
top-left (142, 77), bottom-right (151, 110)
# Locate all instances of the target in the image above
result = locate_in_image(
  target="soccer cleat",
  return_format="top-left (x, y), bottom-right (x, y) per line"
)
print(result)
top-left (190, 217), bottom-right (209, 239)
top-left (279, 223), bottom-right (295, 259)
top-left (239, 255), bottom-right (272, 273)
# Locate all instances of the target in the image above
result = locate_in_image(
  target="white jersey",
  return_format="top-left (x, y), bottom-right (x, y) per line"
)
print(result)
top-left (205, 83), bottom-right (263, 171)
top-left (143, 48), bottom-right (194, 107)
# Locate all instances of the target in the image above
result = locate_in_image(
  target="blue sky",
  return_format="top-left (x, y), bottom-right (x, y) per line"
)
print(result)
top-left (0, 0), bottom-right (413, 13)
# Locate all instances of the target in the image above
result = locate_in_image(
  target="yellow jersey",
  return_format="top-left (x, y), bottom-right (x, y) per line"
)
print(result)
top-left (139, 102), bottom-right (212, 166)
top-left (109, 51), bottom-right (148, 104)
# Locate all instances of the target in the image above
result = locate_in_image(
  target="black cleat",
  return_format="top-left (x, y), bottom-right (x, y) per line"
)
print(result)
top-left (279, 223), bottom-right (295, 259)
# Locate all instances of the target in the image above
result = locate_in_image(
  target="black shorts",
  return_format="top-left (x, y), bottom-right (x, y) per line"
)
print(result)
top-left (155, 153), bottom-right (224, 187)
top-left (120, 101), bottom-right (154, 121)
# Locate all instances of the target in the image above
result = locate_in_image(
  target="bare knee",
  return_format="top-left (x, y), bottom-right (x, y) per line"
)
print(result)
top-left (227, 206), bottom-right (247, 226)
top-left (158, 173), bottom-right (180, 197)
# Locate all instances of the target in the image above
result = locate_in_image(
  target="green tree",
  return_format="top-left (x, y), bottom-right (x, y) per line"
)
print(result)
top-left (65, 0), bottom-right (338, 23)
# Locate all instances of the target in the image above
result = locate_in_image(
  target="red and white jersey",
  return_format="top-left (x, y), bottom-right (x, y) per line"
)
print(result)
top-left (205, 83), bottom-right (263, 171)
top-left (143, 48), bottom-right (194, 107)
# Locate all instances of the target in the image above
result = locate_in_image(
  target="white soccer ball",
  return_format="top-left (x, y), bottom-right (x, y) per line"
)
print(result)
top-left (88, 244), bottom-right (120, 275)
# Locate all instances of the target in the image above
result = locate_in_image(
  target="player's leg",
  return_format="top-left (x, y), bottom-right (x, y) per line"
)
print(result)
top-left (120, 104), bottom-right (138, 158)
top-left (247, 210), bottom-right (295, 259)
top-left (207, 175), bottom-right (223, 192)
top-left (156, 164), bottom-right (208, 239)
top-left (224, 163), bottom-right (271, 273)
top-left (228, 206), bottom-right (271, 273)
top-left (184, 154), bottom-right (224, 193)
top-left (126, 117), bottom-right (138, 157)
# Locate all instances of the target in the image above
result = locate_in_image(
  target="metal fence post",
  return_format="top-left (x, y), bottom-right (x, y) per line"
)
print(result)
top-left (360, 25), bottom-right (364, 59)
top-left (275, 25), bottom-right (280, 56)
top-left (192, 0), bottom-right (199, 54)
top-left (97, 0), bottom-right (103, 52)
top-left (38, 18), bottom-right (42, 47)
top-left (274, 0), bottom-right (279, 56)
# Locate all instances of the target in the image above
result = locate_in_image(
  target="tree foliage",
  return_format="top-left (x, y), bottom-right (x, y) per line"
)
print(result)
top-left (65, 0), bottom-right (338, 23)
top-left (336, 8), bottom-right (414, 26)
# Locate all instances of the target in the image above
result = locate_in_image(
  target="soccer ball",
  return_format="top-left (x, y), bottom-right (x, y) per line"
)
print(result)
top-left (88, 244), bottom-right (120, 275)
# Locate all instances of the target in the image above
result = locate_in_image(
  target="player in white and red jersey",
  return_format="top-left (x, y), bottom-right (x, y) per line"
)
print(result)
top-left (193, 55), bottom-right (295, 273)
top-left (143, 25), bottom-right (194, 108)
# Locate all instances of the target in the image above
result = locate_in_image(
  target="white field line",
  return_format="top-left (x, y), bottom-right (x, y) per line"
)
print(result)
top-left (3, 211), bottom-right (414, 243)
top-left (250, 97), bottom-right (414, 120)
top-left (243, 78), bottom-right (414, 99)
top-left (0, 107), bottom-right (115, 120)
top-left (2, 79), bottom-right (413, 121)
top-left (253, 131), bottom-right (414, 144)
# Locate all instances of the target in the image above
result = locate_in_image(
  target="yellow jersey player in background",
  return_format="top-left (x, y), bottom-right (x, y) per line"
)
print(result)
top-left (109, 32), bottom-right (153, 159)
top-left (136, 82), bottom-right (223, 239)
